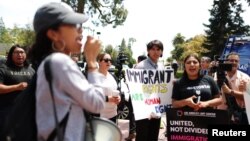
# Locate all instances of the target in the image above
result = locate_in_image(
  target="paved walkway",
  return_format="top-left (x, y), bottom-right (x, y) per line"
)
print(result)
top-left (117, 115), bottom-right (167, 141)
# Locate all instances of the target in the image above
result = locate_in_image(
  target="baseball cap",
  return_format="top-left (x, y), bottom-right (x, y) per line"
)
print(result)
top-left (33, 2), bottom-right (89, 33)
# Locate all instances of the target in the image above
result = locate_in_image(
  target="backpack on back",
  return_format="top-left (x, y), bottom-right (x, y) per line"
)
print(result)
top-left (3, 74), bottom-right (37, 141)
top-left (3, 58), bottom-right (69, 141)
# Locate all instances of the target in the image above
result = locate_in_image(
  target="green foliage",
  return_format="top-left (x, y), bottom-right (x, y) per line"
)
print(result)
top-left (0, 24), bottom-right (35, 47)
top-left (170, 34), bottom-right (207, 61)
top-left (104, 44), bottom-right (119, 63)
top-left (118, 38), bottom-right (136, 68)
top-left (203, 0), bottom-right (250, 57)
top-left (0, 28), bottom-right (12, 44)
top-left (171, 33), bottom-right (185, 60)
top-left (181, 35), bottom-right (207, 60)
top-left (62, 0), bottom-right (128, 28)
top-left (176, 70), bottom-right (183, 78)
top-left (103, 38), bottom-right (136, 68)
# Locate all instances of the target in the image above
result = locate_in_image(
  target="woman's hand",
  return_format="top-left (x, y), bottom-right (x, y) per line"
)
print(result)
top-left (184, 95), bottom-right (199, 110)
top-left (84, 36), bottom-right (101, 68)
top-left (197, 101), bottom-right (209, 109)
top-left (108, 95), bottom-right (121, 105)
top-left (16, 82), bottom-right (28, 91)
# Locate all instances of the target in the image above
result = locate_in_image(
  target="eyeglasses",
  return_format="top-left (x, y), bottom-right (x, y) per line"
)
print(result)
top-left (228, 59), bottom-right (239, 63)
top-left (102, 58), bottom-right (112, 63)
top-left (13, 51), bottom-right (25, 55)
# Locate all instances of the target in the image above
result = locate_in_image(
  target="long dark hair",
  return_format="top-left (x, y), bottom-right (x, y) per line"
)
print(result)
top-left (182, 53), bottom-right (201, 79)
top-left (27, 24), bottom-right (59, 70)
top-left (27, 30), bottom-right (52, 70)
top-left (6, 44), bottom-right (29, 68)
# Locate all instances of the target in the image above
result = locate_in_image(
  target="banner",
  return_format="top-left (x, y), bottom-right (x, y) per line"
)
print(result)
top-left (166, 108), bottom-right (230, 141)
top-left (125, 69), bottom-right (174, 120)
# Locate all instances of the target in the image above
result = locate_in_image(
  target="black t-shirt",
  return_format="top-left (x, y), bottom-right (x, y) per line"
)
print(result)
top-left (0, 65), bottom-right (35, 107)
top-left (172, 75), bottom-right (220, 103)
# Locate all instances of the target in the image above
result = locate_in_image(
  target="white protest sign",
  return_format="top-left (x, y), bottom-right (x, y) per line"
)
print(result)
top-left (125, 69), bottom-right (174, 120)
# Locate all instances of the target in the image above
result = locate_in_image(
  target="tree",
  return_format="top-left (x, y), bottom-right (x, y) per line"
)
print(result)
top-left (62, 0), bottom-right (128, 28)
top-left (0, 17), bottom-right (4, 29)
top-left (246, 0), bottom-right (250, 5)
top-left (182, 35), bottom-right (207, 60)
top-left (0, 28), bottom-right (13, 44)
top-left (203, 0), bottom-right (250, 57)
top-left (170, 33), bottom-right (185, 61)
top-left (128, 37), bottom-right (136, 48)
top-left (104, 44), bottom-right (118, 63)
top-left (11, 24), bottom-right (35, 46)
top-left (117, 38), bottom-right (136, 67)
top-left (0, 24), bottom-right (35, 47)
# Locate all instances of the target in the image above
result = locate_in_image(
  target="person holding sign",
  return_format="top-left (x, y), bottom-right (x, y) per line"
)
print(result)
top-left (171, 53), bottom-right (222, 111)
top-left (134, 40), bottom-right (164, 141)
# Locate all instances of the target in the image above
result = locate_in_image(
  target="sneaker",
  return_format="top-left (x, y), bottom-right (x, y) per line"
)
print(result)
top-left (125, 133), bottom-right (136, 141)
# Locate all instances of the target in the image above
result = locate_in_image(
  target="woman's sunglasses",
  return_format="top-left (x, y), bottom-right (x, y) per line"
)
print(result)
top-left (102, 58), bottom-right (112, 63)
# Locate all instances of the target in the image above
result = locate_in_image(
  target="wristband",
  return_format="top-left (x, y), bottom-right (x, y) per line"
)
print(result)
top-left (105, 96), bottom-right (109, 102)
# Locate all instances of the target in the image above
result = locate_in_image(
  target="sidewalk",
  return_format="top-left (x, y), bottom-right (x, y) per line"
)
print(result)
top-left (117, 115), bottom-right (167, 141)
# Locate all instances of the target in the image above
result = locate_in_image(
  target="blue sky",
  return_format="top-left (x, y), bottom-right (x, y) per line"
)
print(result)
top-left (1, 0), bottom-right (250, 59)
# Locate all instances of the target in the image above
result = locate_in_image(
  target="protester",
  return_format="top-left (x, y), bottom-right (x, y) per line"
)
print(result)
top-left (134, 39), bottom-right (164, 141)
top-left (171, 53), bottom-right (222, 111)
top-left (96, 53), bottom-right (121, 123)
top-left (171, 59), bottom-right (178, 77)
top-left (133, 55), bottom-right (147, 68)
top-left (124, 55), bottom-right (147, 141)
top-left (200, 56), bottom-right (211, 75)
top-left (217, 52), bottom-right (250, 124)
top-left (0, 53), bottom-right (7, 66)
top-left (28, 2), bottom-right (106, 141)
top-left (0, 44), bottom-right (35, 139)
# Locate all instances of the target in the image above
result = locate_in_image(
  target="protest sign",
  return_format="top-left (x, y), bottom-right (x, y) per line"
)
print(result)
top-left (125, 69), bottom-right (174, 120)
top-left (166, 108), bottom-right (230, 141)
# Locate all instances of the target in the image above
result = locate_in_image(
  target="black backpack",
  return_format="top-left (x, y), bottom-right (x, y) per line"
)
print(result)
top-left (3, 74), bottom-right (37, 141)
top-left (3, 58), bottom-right (68, 141)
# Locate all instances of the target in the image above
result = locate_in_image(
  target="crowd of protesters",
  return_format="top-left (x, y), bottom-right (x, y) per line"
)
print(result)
top-left (0, 2), bottom-right (249, 141)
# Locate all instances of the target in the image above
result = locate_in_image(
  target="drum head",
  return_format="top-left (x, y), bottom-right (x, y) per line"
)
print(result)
top-left (85, 117), bottom-right (122, 141)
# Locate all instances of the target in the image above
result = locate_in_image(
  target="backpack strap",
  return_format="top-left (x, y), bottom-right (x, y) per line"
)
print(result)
top-left (44, 56), bottom-right (70, 141)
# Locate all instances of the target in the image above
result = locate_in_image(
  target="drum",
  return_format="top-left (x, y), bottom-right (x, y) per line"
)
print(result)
top-left (85, 116), bottom-right (122, 141)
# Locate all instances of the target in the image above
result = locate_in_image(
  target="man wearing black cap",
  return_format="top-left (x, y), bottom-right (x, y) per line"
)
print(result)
top-left (134, 40), bottom-right (164, 141)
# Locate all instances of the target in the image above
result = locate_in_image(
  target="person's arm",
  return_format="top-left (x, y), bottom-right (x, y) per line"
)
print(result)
top-left (0, 82), bottom-right (28, 94)
top-left (171, 79), bottom-right (197, 109)
top-left (84, 36), bottom-right (100, 72)
top-left (221, 84), bottom-right (244, 100)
